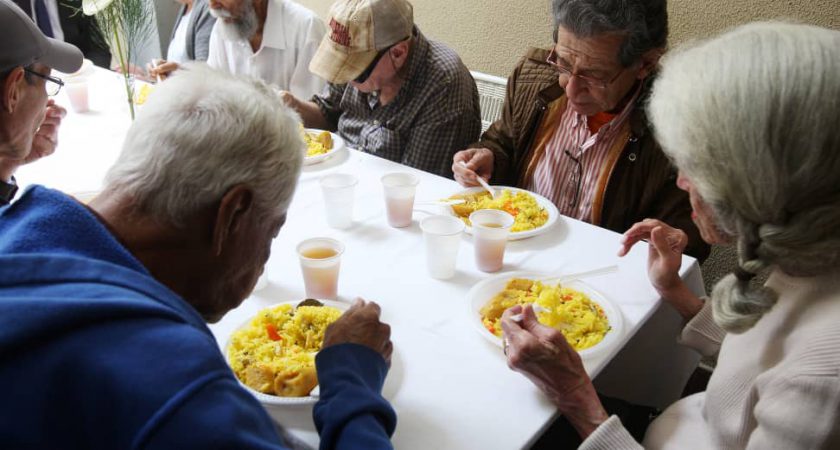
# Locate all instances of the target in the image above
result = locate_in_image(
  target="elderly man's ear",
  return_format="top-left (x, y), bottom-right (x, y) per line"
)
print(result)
top-left (211, 184), bottom-right (255, 256)
top-left (1, 68), bottom-right (25, 113)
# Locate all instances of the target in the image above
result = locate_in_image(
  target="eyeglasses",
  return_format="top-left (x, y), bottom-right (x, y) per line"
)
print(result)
top-left (563, 149), bottom-right (583, 209)
top-left (24, 68), bottom-right (64, 96)
top-left (354, 47), bottom-right (392, 84)
top-left (546, 48), bottom-right (625, 91)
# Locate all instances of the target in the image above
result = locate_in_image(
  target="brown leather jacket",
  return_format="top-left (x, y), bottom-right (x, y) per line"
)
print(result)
top-left (472, 48), bottom-right (709, 260)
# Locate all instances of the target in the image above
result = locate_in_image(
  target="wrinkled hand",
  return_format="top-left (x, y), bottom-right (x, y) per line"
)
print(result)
top-left (501, 305), bottom-right (607, 437)
top-left (452, 148), bottom-right (494, 187)
top-left (28, 100), bottom-right (66, 164)
top-left (322, 298), bottom-right (393, 365)
top-left (146, 59), bottom-right (179, 81)
top-left (617, 218), bottom-right (686, 294)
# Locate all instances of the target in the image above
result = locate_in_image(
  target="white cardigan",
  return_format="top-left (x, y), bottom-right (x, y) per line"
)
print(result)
top-left (581, 269), bottom-right (840, 449)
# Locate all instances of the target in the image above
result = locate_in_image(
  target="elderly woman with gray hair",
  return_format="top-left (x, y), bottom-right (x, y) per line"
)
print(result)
top-left (502, 22), bottom-right (840, 449)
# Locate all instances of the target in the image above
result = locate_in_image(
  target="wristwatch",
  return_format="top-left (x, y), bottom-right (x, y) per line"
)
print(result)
top-left (0, 176), bottom-right (18, 205)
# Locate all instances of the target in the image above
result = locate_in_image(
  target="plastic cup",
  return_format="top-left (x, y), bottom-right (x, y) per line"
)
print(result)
top-left (320, 173), bottom-right (358, 229)
top-left (381, 172), bottom-right (419, 228)
top-left (297, 238), bottom-right (345, 300)
top-left (470, 209), bottom-right (515, 273)
top-left (64, 76), bottom-right (90, 113)
top-left (420, 215), bottom-right (465, 279)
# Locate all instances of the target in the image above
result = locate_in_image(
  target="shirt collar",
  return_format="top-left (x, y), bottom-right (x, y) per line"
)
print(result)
top-left (261, 0), bottom-right (287, 50)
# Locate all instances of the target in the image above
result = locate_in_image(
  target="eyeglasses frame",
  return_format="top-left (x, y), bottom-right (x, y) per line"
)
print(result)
top-left (546, 48), bottom-right (628, 91)
top-left (23, 68), bottom-right (64, 97)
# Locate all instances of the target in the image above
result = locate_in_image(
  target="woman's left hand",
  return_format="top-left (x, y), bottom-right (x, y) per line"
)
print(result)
top-left (501, 305), bottom-right (608, 438)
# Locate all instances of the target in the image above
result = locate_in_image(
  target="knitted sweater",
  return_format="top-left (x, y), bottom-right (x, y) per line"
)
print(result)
top-left (581, 269), bottom-right (840, 449)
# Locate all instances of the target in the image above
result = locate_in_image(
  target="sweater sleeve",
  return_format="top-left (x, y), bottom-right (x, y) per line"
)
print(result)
top-left (678, 298), bottom-right (726, 358)
top-left (578, 416), bottom-right (644, 450)
top-left (313, 343), bottom-right (396, 450)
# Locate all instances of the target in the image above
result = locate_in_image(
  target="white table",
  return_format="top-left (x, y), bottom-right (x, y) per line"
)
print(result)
top-left (18, 67), bottom-right (704, 449)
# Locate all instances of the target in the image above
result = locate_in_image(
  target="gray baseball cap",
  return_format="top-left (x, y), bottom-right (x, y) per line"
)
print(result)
top-left (0, 0), bottom-right (83, 73)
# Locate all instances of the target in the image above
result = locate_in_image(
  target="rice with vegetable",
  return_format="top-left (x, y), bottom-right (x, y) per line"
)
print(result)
top-left (227, 303), bottom-right (342, 397)
top-left (302, 128), bottom-right (333, 157)
top-left (480, 278), bottom-right (610, 351)
top-left (449, 189), bottom-right (548, 232)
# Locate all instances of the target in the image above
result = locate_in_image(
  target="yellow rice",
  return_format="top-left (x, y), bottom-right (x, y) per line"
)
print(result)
top-left (227, 304), bottom-right (342, 396)
top-left (479, 278), bottom-right (610, 351)
top-left (449, 189), bottom-right (549, 232)
top-left (302, 128), bottom-right (333, 157)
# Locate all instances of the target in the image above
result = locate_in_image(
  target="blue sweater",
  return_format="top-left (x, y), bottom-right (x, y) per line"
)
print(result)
top-left (0, 186), bottom-right (396, 449)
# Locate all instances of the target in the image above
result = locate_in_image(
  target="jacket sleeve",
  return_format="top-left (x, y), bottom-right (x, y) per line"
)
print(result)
top-left (313, 343), bottom-right (396, 450)
top-left (640, 152), bottom-right (710, 261)
top-left (468, 57), bottom-right (531, 185)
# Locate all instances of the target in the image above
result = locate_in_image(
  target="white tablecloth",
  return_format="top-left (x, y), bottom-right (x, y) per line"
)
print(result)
top-left (16, 67), bottom-right (704, 449)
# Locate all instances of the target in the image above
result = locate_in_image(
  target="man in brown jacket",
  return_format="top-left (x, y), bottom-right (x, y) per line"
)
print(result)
top-left (453, 0), bottom-right (708, 260)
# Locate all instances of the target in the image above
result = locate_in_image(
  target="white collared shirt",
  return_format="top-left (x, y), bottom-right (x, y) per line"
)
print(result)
top-left (207, 0), bottom-right (326, 99)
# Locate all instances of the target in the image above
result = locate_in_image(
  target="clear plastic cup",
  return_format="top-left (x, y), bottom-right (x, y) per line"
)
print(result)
top-left (381, 172), bottom-right (419, 228)
top-left (64, 76), bottom-right (90, 113)
top-left (420, 215), bottom-right (465, 279)
top-left (470, 209), bottom-right (515, 273)
top-left (297, 238), bottom-right (345, 300)
top-left (319, 173), bottom-right (358, 229)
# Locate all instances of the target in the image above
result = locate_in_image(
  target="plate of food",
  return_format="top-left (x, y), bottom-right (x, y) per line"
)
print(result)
top-left (225, 298), bottom-right (349, 406)
top-left (444, 186), bottom-right (559, 240)
top-left (467, 271), bottom-right (623, 359)
top-left (302, 128), bottom-right (344, 165)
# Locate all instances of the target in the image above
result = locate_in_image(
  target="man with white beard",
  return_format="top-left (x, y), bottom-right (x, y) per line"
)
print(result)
top-left (151, 0), bottom-right (326, 99)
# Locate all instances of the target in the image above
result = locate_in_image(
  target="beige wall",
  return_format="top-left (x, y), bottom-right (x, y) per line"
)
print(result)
top-left (296, 0), bottom-right (840, 77)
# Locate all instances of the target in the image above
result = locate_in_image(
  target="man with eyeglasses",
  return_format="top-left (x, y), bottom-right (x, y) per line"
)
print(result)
top-left (0, 0), bottom-right (81, 205)
top-left (453, 0), bottom-right (708, 260)
top-left (281, 0), bottom-right (480, 179)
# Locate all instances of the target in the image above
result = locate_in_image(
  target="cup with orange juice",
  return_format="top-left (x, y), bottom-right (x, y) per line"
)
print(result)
top-left (296, 238), bottom-right (345, 300)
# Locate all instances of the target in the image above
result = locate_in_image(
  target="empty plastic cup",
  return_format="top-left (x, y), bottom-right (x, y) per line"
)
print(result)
top-left (420, 215), bottom-right (465, 279)
top-left (320, 173), bottom-right (358, 229)
top-left (381, 172), bottom-right (419, 228)
top-left (470, 209), bottom-right (515, 272)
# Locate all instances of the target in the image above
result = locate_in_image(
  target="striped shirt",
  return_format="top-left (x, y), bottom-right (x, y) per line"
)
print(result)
top-left (526, 88), bottom-right (641, 222)
top-left (311, 28), bottom-right (481, 178)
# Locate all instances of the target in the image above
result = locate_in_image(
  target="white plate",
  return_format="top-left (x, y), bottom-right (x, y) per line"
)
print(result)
top-left (224, 298), bottom-right (351, 406)
top-left (304, 129), bottom-right (345, 165)
top-left (466, 271), bottom-right (623, 359)
top-left (446, 186), bottom-right (559, 240)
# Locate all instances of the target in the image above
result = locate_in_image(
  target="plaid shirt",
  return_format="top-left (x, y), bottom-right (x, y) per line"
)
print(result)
top-left (312, 29), bottom-right (480, 178)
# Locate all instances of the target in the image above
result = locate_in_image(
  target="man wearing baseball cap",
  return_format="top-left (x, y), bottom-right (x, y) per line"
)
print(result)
top-left (282, 0), bottom-right (480, 179)
top-left (0, 0), bottom-right (82, 204)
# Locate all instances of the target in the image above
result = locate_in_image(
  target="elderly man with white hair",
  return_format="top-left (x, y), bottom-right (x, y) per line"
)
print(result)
top-left (501, 22), bottom-right (840, 449)
top-left (150, 0), bottom-right (326, 99)
top-left (0, 66), bottom-right (396, 448)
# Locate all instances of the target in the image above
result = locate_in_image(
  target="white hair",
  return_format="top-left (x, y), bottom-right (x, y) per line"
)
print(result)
top-left (104, 64), bottom-right (304, 227)
top-left (210, 0), bottom-right (258, 41)
top-left (648, 22), bottom-right (840, 333)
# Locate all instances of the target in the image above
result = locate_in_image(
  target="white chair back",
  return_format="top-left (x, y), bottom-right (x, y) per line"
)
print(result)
top-left (470, 71), bottom-right (507, 134)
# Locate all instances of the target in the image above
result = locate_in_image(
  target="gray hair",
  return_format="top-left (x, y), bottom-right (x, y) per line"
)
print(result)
top-left (552, 0), bottom-right (668, 66)
top-left (104, 63), bottom-right (304, 227)
top-left (648, 22), bottom-right (840, 333)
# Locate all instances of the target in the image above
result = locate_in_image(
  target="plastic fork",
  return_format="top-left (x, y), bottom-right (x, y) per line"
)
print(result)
top-left (458, 161), bottom-right (497, 198)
